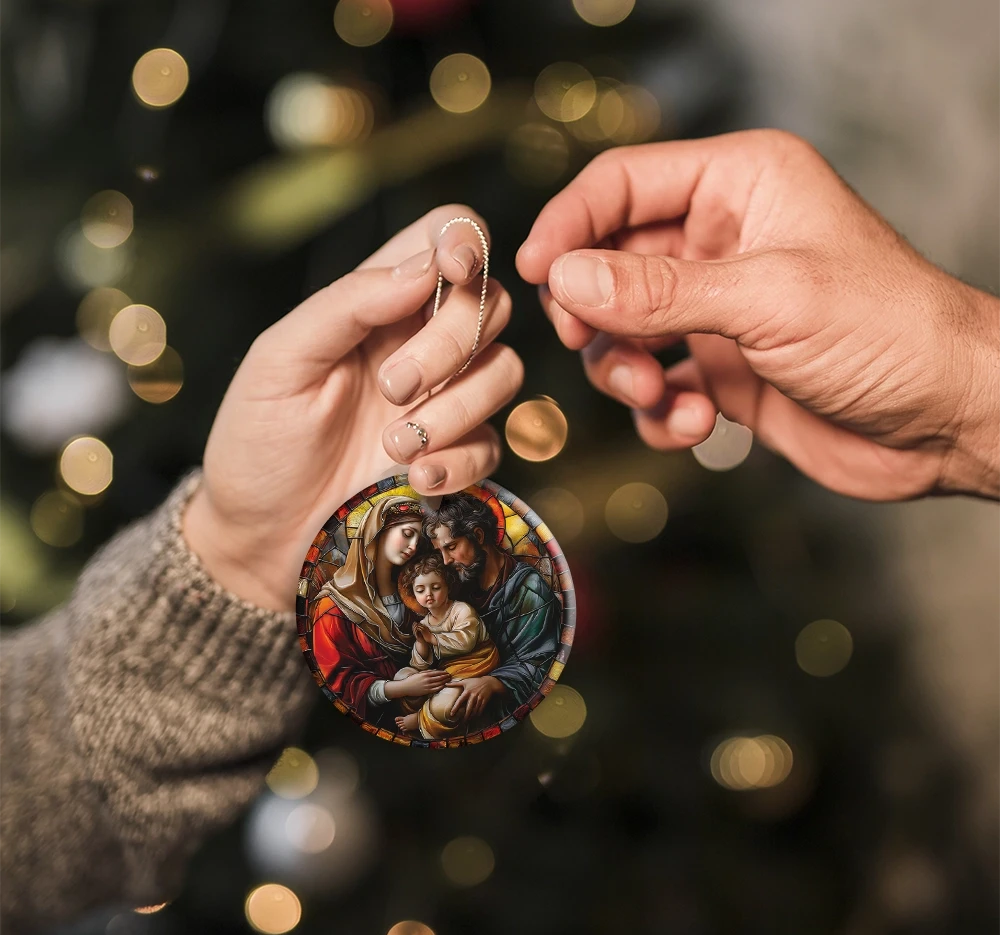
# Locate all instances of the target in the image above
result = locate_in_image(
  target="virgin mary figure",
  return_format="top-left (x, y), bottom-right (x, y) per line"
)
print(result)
top-left (311, 495), bottom-right (425, 719)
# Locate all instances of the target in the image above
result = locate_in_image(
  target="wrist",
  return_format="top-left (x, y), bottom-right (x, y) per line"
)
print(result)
top-left (939, 288), bottom-right (1000, 498)
top-left (383, 678), bottom-right (406, 699)
top-left (182, 484), bottom-right (294, 612)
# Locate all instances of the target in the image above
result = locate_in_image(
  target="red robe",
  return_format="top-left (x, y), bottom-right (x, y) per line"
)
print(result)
top-left (311, 596), bottom-right (402, 718)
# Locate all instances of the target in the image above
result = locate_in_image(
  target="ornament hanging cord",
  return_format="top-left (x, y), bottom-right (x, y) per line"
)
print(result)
top-left (432, 216), bottom-right (489, 377)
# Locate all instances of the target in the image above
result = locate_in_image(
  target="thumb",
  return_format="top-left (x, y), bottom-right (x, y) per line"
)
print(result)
top-left (547, 248), bottom-right (798, 342)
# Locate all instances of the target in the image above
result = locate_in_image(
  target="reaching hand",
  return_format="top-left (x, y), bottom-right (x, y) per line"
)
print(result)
top-left (448, 675), bottom-right (504, 721)
top-left (397, 670), bottom-right (452, 699)
top-left (518, 130), bottom-right (999, 501)
top-left (184, 206), bottom-right (523, 611)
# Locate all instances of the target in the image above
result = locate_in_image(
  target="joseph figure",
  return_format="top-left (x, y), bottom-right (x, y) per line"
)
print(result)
top-left (424, 492), bottom-right (561, 725)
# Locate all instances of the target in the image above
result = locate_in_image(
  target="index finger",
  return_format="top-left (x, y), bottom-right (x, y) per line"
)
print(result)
top-left (516, 136), bottom-right (735, 284)
top-left (360, 204), bottom-right (492, 286)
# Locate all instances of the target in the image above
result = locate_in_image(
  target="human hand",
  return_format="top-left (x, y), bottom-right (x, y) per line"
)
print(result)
top-left (518, 130), bottom-right (999, 501)
top-left (447, 675), bottom-right (504, 720)
top-left (398, 669), bottom-right (452, 699)
top-left (184, 206), bottom-right (522, 611)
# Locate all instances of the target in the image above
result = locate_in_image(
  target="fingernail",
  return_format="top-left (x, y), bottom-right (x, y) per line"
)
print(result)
top-left (607, 365), bottom-right (635, 406)
top-left (555, 254), bottom-right (614, 307)
top-left (391, 425), bottom-right (425, 461)
top-left (418, 464), bottom-right (447, 489)
top-left (392, 247), bottom-right (435, 281)
top-left (453, 244), bottom-right (478, 279)
top-left (666, 406), bottom-right (705, 438)
top-left (381, 359), bottom-right (422, 405)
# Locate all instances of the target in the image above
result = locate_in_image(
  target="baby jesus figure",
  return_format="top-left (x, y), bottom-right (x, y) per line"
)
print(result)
top-left (392, 553), bottom-right (499, 739)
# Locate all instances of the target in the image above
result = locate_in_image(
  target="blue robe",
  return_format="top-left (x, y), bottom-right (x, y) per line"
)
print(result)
top-left (475, 552), bottom-right (561, 718)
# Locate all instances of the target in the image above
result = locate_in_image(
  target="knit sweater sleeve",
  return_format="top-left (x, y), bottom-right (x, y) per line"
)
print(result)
top-left (0, 471), bottom-right (315, 933)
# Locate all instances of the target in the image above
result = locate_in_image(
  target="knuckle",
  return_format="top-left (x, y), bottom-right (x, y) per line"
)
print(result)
top-left (630, 256), bottom-right (676, 325)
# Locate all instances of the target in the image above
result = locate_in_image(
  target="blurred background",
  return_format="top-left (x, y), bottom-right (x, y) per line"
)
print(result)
top-left (1, 0), bottom-right (997, 933)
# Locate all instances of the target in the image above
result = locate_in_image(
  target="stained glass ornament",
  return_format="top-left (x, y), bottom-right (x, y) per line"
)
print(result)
top-left (297, 474), bottom-right (575, 747)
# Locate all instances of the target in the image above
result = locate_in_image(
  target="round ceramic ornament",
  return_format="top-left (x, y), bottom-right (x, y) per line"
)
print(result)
top-left (297, 475), bottom-right (575, 747)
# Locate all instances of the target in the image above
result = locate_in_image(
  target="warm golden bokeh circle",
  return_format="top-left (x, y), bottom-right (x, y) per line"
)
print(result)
top-left (132, 48), bottom-right (189, 108)
top-left (572, 0), bottom-right (636, 27)
top-left (60, 437), bottom-right (113, 496)
top-left (285, 804), bottom-right (336, 854)
top-left (81, 191), bottom-right (134, 249)
top-left (441, 836), bottom-right (495, 887)
top-left (429, 53), bottom-right (491, 114)
top-left (795, 619), bottom-right (854, 677)
top-left (77, 287), bottom-right (131, 352)
top-left (334, 0), bottom-right (393, 47)
top-left (108, 304), bottom-right (167, 366)
top-left (30, 491), bottom-right (84, 548)
top-left (605, 482), bottom-right (668, 543)
top-left (386, 923), bottom-right (436, 935)
top-left (710, 734), bottom-right (795, 790)
top-left (245, 884), bottom-right (301, 935)
top-left (530, 684), bottom-right (588, 739)
top-left (128, 346), bottom-right (184, 403)
top-left (505, 398), bottom-right (568, 461)
top-left (534, 62), bottom-right (597, 122)
top-left (265, 747), bottom-right (319, 800)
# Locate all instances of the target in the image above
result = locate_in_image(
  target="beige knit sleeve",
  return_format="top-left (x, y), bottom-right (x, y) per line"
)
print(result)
top-left (0, 471), bottom-right (315, 933)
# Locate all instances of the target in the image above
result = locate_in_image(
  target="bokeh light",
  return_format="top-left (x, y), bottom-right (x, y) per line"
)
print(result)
top-left (108, 304), bottom-right (167, 366)
top-left (429, 53), bottom-right (491, 114)
top-left (244, 884), bottom-right (301, 935)
top-left (530, 684), bottom-right (588, 738)
top-left (57, 226), bottom-right (132, 289)
top-left (505, 397), bottom-right (568, 461)
top-left (285, 804), bottom-right (336, 854)
top-left (81, 191), bottom-right (133, 249)
top-left (133, 904), bottom-right (168, 914)
top-left (132, 49), bottom-right (189, 109)
top-left (692, 413), bottom-right (753, 471)
top-left (136, 165), bottom-right (159, 182)
top-left (77, 287), bottom-right (131, 352)
top-left (530, 487), bottom-right (585, 543)
top-left (266, 74), bottom-right (374, 150)
top-left (333, 0), bottom-right (393, 47)
top-left (534, 63), bottom-right (597, 122)
top-left (441, 836), bottom-right (495, 887)
top-left (608, 84), bottom-right (660, 143)
top-left (605, 482), bottom-right (667, 542)
top-left (128, 346), bottom-right (183, 403)
top-left (386, 923), bottom-right (435, 935)
top-left (710, 735), bottom-right (794, 790)
top-left (795, 619), bottom-right (853, 677)
top-left (505, 122), bottom-right (569, 186)
top-left (30, 491), bottom-right (83, 548)
top-left (59, 436), bottom-right (113, 496)
top-left (266, 747), bottom-right (319, 800)
top-left (572, 0), bottom-right (636, 27)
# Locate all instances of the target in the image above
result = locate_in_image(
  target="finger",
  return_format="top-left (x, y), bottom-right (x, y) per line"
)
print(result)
top-left (378, 279), bottom-right (512, 406)
top-left (538, 285), bottom-right (597, 351)
top-left (546, 247), bottom-right (799, 343)
top-left (469, 695), bottom-right (486, 719)
top-left (449, 690), bottom-right (471, 719)
top-left (517, 132), bottom-right (792, 282)
top-left (360, 204), bottom-right (491, 286)
top-left (407, 423), bottom-right (504, 496)
top-left (581, 333), bottom-right (668, 410)
top-left (383, 344), bottom-right (522, 463)
top-left (631, 358), bottom-right (718, 450)
top-left (254, 260), bottom-right (440, 377)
